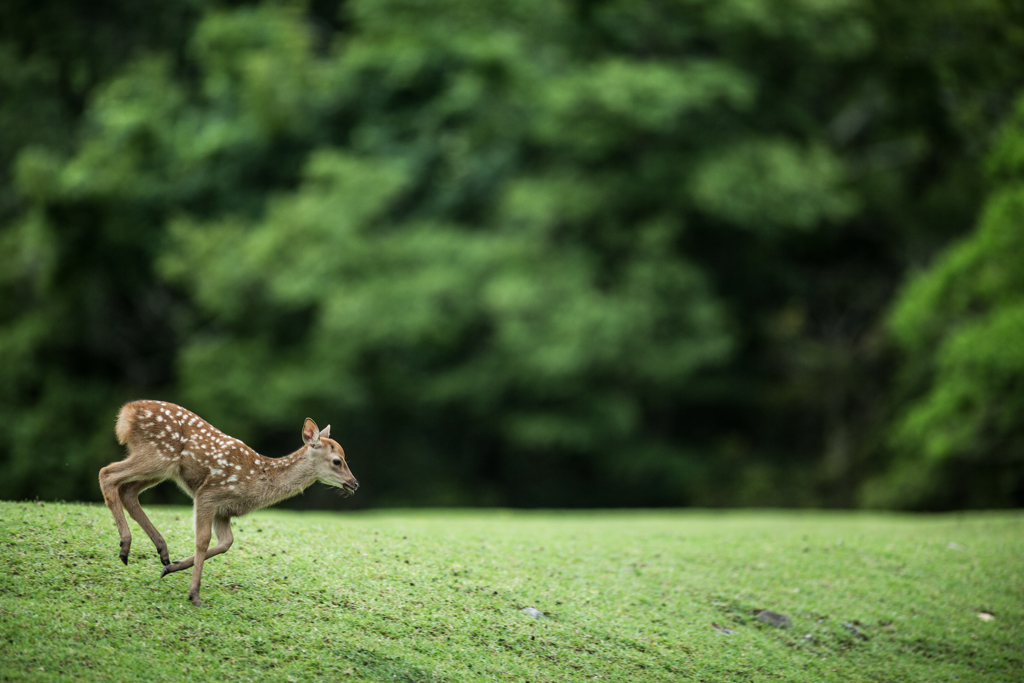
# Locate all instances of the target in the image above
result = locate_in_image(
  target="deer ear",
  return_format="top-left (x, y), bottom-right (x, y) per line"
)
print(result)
top-left (319, 424), bottom-right (331, 440)
top-left (302, 418), bottom-right (321, 446)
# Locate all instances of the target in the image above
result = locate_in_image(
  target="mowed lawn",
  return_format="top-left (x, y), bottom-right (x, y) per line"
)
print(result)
top-left (0, 502), bottom-right (1020, 682)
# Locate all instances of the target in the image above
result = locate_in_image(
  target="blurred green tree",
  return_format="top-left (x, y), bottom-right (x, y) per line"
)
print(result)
top-left (864, 93), bottom-right (1024, 508)
top-left (1, 0), bottom-right (1022, 508)
top-left (0, 0), bottom-right (208, 500)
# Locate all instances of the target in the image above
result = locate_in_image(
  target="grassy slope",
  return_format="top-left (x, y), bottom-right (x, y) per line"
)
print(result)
top-left (0, 502), bottom-right (1021, 682)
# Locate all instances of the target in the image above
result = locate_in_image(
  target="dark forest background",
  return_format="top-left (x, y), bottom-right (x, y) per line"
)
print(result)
top-left (2, 0), bottom-right (1024, 511)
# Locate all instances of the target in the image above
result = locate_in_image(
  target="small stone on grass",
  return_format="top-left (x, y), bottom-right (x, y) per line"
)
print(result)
top-left (521, 607), bottom-right (545, 619)
top-left (755, 610), bottom-right (791, 628)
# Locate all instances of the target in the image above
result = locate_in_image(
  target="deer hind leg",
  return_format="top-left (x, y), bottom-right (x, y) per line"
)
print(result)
top-left (98, 460), bottom-right (136, 565)
top-left (99, 451), bottom-right (167, 565)
top-left (161, 514), bottom-right (233, 576)
top-left (119, 479), bottom-right (170, 566)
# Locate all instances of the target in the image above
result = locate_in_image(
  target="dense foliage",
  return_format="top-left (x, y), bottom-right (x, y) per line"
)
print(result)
top-left (1, 0), bottom-right (1022, 508)
top-left (866, 94), bottom-right (1024, 509)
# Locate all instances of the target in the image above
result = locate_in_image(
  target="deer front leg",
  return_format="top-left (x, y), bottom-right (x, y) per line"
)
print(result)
top-left (188, 504), bottom-right (215, 607)
top-left (161, 515), bottom-right (233, 577)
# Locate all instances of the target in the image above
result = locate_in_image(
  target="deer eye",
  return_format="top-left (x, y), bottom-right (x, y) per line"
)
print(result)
top-left (332, 458), bottom-right (342, 467)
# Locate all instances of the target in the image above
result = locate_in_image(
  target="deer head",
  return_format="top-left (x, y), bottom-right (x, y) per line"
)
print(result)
top-left (302, 418), bottom-right (359, 496)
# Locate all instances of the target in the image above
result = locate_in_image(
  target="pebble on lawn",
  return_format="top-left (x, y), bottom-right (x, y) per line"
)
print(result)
top-left (755, 610), bottom-right (791, 628)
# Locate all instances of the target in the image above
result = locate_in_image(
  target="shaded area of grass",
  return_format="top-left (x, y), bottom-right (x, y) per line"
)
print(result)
top-left (0, 502), bottom-right (1021, 681)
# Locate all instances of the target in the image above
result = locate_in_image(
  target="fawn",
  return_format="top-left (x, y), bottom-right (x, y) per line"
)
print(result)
top-left (98, 400), bottom-right (358, 606)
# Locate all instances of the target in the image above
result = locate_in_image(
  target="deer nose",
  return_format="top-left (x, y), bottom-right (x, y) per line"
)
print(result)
top-left (348, 479), bottom-right (359, 491)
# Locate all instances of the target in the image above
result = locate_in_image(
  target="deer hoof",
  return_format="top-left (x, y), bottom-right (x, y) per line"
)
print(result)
top-left (119, 540), bottom-right (130, 565)
top-left (189, 592), bottom-right (202, 607)
top-left (160, 562), bottom-right (177, 578)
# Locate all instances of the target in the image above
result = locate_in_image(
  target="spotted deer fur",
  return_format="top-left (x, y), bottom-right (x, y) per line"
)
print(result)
top-left (98, 400), bottom-right (358, 606)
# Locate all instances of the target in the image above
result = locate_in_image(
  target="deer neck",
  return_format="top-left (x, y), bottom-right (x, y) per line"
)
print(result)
top-left (256, 446), bottom-right (317, 507)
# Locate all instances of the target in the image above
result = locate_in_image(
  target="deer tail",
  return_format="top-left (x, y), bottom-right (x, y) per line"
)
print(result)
top-left (115, 402), bottom-right (139, 445)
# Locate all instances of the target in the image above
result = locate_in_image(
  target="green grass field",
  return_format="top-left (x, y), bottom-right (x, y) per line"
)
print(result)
top-left (0, 501), bottom-right (1021, 682)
